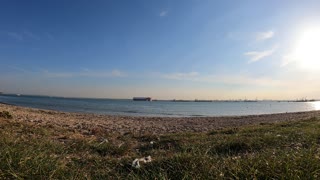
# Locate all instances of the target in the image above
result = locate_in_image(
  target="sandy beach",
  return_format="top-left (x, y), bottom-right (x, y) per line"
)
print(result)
top-left (2, 103), bottom-right (320, 135)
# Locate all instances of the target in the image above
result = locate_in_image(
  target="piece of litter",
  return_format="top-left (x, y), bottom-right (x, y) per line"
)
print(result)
top-left (144, 155), bottom-right (152, 162)
top-left (150, 141), bottom-right (154, 145)
top-left (132, 158), bottom-right (140, 168)
top-left (132, 156), bottom-right (152, 168)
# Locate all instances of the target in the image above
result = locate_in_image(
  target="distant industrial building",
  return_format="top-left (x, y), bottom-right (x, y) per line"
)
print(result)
top-left (133, 97), bottom-right (152, 101)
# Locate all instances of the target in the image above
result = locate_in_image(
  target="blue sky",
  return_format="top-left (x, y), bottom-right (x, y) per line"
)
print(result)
top-left (1, 0), bottom-right (320, 99)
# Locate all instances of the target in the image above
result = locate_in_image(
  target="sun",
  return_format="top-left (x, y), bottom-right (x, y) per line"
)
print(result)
top-left (292, 26), bottom-right (320, 70)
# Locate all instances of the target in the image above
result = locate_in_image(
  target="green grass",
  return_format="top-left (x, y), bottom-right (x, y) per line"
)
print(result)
top-left (1, 114), bottom-right (320, 179)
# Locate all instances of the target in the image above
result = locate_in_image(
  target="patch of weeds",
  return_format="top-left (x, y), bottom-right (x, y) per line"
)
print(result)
top-left (259, 122), bottom-right (273, 126)
top-left (209, 128), bottom-right (239, 135)
top-left (309, 117), bottom-right (318, 121)
top-left (38, 110), bottom-right (56, 115)
top-left (153, 139), bottom-right (182, 151)
top-left (317, 136), bottom-right (320, 144)
top-left (127, 155), bottom-right (219, 179)
top-left (213, 141), bottom-right (251, 155)
top-left (137, 134), bottom-right (160, 142)
top-left (208, 130), bottom-right (219, 135)
top-left (279, 123), bottom-right (293, 127)
top-left (0, 111), bottom-right (13, 119)
top-left (91, 143), bottom-right (129, 157)
top-left (220, 128), bottom-right (239, 135)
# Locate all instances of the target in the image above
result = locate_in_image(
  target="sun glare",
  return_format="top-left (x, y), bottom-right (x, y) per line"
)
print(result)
top-left (293, 26), bottom-right (320, 70)
top-left (310, 101), bottom-right (320, 111)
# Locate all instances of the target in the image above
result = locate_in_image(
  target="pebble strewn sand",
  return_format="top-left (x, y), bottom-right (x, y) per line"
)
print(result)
top-left (1, 103), bottom-right (320, 135)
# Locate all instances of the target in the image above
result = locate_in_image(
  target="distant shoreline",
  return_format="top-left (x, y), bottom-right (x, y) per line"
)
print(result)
top-left (0, 101), bottom-right (14, 106)
top-left (1, 103), bottom-right (320, 135)
top-left (1, 93), bottom-right (319, 102)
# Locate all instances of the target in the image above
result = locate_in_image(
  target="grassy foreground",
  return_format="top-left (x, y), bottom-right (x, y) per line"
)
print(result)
top-left (1, 111), bottom-right (320, 179)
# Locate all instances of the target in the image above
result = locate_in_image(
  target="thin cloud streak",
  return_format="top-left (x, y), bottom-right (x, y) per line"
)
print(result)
top-left (8, 65), bottom-right (31, 73)
top-left (159, 10), bottom-right (168, 17)
top-left (162, 72), bottom-right (282, 87)
top-left (162, 72), bottom-right (198, 80)
top-left (44, 69), bottom-right (127, 78)
top-left (7, 32), bottom-right (23, 41)
top-left (23, 31), bottom-right (40, 40)
top-left (7, 31), bottom-right (53, 41)
top-left (7, 66), bottom-right (127, 78)
top-left (256, 30), bottom-right (274, 41)
top-left (244, 46), bottom-right (277, 63)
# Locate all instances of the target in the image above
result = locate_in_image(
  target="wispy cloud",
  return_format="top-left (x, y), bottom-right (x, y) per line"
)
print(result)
top-left (162, 72), bottom-right (198, 80)
top-left (244, 46), bottom-right (277, 63)
top-left (162, 72), bottom-right (281, 87)
top-left (23, 31), bottom-right (40, 40)
top-left (7, 66), bottom-right (126, 78)
top-left (8, 65), bottom-right (30, 73)
top-left (7, 32), bottom-right (23, 41)
top-left (110, 69), bottom-right (126, 77)
top-left (44, 69), bottom-right (127, 78)
top-left (281, 53), bottom-right (296, 67)
top-left (213, 75), bottom-right (281, 86)
top-left (159, 10), bottom-right (168, 17)
top-left (7, 31), bottom-right (51, 41)
top-left (256, 30), bottom-right (275, 41)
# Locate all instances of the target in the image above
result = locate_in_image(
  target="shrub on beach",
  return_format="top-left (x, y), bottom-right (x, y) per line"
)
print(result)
top-left (0, 111), bottom-right (12, 119)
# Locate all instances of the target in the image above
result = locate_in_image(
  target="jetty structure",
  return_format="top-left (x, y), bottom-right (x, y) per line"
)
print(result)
top-left (133, 97), bottom-right (152, 101)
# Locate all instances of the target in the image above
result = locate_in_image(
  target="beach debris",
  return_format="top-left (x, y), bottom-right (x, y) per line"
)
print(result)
top-left (143, 155), bottom-right (152, 163)
top-left (150, 141), bottom-right (155, 145)
top-left (131, 156), bottom-right (152, 168)
top-left (132, 159), bottom-right (141, 168)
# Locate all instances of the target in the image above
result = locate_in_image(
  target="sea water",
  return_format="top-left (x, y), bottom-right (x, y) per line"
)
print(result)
top-left (0, 94), bottom-right (319, 117)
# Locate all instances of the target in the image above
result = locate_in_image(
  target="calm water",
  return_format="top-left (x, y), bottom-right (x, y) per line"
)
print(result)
top-left (1, 94), bottom-right (320, 117)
